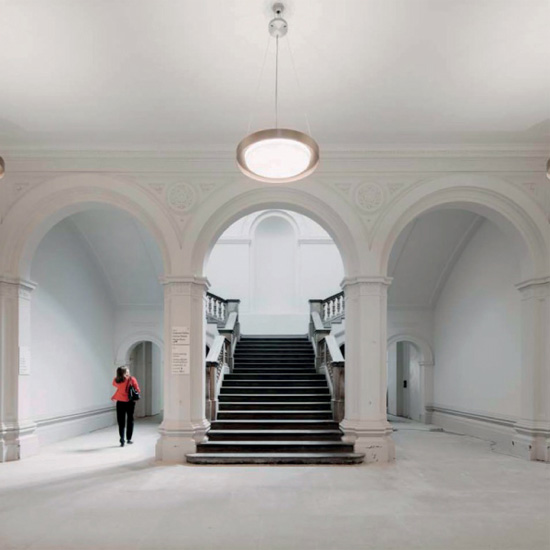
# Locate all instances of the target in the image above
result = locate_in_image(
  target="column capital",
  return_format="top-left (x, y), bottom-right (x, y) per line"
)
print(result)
top-left (515, 276), bottom-right (550, 299)
top-left (160, 275), bottom-right (210, 288)
top-left (341, 275), bottom-right (392, 289)
top-left (161, 276), bottom-right (210, 297)
top-left (0, 277), bottom-right (37, 299)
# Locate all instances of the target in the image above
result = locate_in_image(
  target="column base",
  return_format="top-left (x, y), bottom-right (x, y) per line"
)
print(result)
top-left (512, 422), bottom-right (550, 462)
top-left (155, 419), bottom-right (210, 463)
top-left (340, 419), bottom-right (395, 463)
top-left (0, 420), bottom-right (39, 462)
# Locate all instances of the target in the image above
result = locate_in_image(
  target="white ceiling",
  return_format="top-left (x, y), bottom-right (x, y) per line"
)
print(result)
top-left (1, 0), bottom-right (548, 149)
top-left (388, 209), bottom-right (482, 307)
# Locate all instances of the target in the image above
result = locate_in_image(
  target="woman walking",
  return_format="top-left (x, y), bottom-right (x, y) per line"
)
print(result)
top-left (112, 366), bottom-right (141, 447)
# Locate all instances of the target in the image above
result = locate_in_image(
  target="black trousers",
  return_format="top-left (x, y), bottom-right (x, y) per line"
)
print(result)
top-left (116, 400), bottom-right (136, 441)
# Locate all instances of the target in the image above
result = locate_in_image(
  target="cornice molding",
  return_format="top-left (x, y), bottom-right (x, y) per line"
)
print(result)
top-left (1, 145), bottom-right (548, 161)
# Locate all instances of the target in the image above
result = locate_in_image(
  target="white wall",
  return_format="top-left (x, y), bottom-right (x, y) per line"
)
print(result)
top-left (30, 219), bottom-right (117, 441)
top-left (433, 219), bottom-right (522, 418)
top-left (207, 211), bottom-right (344, 334)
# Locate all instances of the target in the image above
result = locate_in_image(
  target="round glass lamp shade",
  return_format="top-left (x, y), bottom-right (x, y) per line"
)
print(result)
top-left (237, 129), bottom-right (319, 183)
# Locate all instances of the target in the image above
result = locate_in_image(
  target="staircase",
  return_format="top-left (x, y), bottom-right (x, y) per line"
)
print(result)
top-left (186, 336), bottom-right (364, 464)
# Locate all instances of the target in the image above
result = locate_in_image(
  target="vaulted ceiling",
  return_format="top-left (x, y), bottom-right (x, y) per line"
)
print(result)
top-left (1, 0), bottom-right (548, 150)
top-left (40, 208), bottom-right (487, 310)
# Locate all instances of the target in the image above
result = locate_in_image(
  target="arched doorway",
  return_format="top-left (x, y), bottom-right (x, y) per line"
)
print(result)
top-left (127, 341), bottom-right (163, 419)
top-left (0, 179), bottom-right (171, 460)
top-left (378, 178), bottom-right (550, 460)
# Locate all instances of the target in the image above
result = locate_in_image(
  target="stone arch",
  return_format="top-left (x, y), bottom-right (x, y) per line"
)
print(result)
top-left (187, 187), bottom-right (363, 279)
top-left (375, 175), bottom-right (550, 279)
top-left (0, 173), bottom-right (177, 279)
top-left (387, 333), bottom-right (434, 366)
top-left (115, 332), bottom-right (164, 365)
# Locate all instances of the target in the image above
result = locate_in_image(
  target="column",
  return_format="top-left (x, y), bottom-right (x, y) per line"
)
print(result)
top-left (512, 276), bottom-right (550, 462)
top-left (156, 276), bottom-right (209, 462)
top-left (340, 276), bottom-right (395, 462)
top-left (0, 277), bottom-right (39, 461)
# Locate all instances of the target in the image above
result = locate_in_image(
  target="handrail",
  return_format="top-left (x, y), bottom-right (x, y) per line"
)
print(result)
top-left (324, 334), bottom-right (344, 365)
top-left (308, 292), bottom-right (345, 422)
top-left (205, 295), bottom-right (241, 420)
top-left (206, 335), bottom-right (229, 421)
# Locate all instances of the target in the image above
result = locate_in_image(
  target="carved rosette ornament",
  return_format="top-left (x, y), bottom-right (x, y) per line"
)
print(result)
top-left (355, 182), bottom-right (385, 213)
top-left (166, 183), bottom-right (197, 213)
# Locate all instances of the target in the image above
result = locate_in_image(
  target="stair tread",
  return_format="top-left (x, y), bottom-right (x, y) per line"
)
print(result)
top-left (188, 453), bottom-right (363, 457)
top-left (201, 440), bottom-right (350, 444)
top-left (208, 430), bottom-right (342, 434)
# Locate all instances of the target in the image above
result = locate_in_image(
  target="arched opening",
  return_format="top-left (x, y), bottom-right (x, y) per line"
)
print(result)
top-left (387, 340), bottom-right (427, 422)
top-left (206, 209), bottom-right (345, 335)
top-left (385, 203), bottom-right (535, 449)
top-left (25, 206), bottom-right (165, 448)
top-left (127, 341), bottom-right (163, 419)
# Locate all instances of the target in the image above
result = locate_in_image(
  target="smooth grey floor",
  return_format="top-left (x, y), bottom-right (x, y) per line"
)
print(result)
top-left (0, 416), bottom-right (548, 550)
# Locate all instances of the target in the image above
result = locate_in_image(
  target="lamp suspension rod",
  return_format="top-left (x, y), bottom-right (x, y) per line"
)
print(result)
top-left (275, 35), bottom-right (279, 129)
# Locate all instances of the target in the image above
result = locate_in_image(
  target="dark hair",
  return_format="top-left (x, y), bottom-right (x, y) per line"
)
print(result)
top-left (115, 366), bottom-right (129, 383)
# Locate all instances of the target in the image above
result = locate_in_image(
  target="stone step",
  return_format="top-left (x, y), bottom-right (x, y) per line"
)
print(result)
top-left (218, 402), bottom-right (332, 411)
top-left (219, 393), bottom-right (330, 402)
top-left (186, 452), bottom-right (365, 465)
top-left (235, 349), bottom-right (315, 358)
top-left (223, 379), bottom-right (327, 387)
top-left (211, 419), bottom-right (340, 430)
top-left (233, 367), bottom-right (316, 372)
top-left (196, 440), bottom-right (355, 453)
top-left (217, 410), bottom-right (333, 420)
top-left (220, 386), bottom-right (328, 394)
top-left (207, 430), bottom-right (343, 441)
top-left (225, 373), bottom-right (325, 380)
top-left (235, 357), bottom-right (314, 362)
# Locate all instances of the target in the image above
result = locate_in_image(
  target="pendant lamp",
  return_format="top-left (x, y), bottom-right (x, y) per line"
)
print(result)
top-left (236, 3), bottom-right (319, 183)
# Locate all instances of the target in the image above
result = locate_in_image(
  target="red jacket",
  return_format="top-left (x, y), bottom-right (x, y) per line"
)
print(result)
top-left (112, 376), bottom-right (140, 402)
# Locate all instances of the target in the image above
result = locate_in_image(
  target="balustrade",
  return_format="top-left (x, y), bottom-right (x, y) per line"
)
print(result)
top-left (205, 292), bottom-right (227, 324)
top-left (205, 294), bottom-right (240, 420)
top-left (309, 293), bottom-right (346, 422)
top-left (321, 292), bottom-right (345, 323)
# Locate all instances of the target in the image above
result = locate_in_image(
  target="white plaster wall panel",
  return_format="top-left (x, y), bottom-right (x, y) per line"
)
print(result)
top-left (206, 244), bottom-right (250, 310)
top-left (113, 306), bottom-right (163, 364)
top-left (30, 219), bottom-right (116, 419)
top-left (434, 219), bottom-right (522, 417)
top-left (299, 244), bottom-right (344, 302)
top-left (254, 216), bottom-right (297, 314)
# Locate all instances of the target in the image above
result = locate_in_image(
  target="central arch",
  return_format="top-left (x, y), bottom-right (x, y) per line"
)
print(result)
top-left (188, 187), bottom-right (364, 279)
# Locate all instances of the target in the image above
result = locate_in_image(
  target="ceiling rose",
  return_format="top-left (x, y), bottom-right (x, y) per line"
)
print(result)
top-left (236, 3), bottom-right (319, 183)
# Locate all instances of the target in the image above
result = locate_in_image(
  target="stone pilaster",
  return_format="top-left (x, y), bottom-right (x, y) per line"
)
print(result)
top-left (340, 276), bottom-right (395, 462)
top-left (0, 277), bottom-right (38, 461)
top-left (155, 276), bottom-right (210, 462)
top-left (512, 276), bottom-right (550, 462)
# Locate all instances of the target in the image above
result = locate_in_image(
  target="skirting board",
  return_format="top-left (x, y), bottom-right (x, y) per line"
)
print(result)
top-left (36, 406), bottom-right (116, 446)
top-left (427, 405), bottom-right (517, 456)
